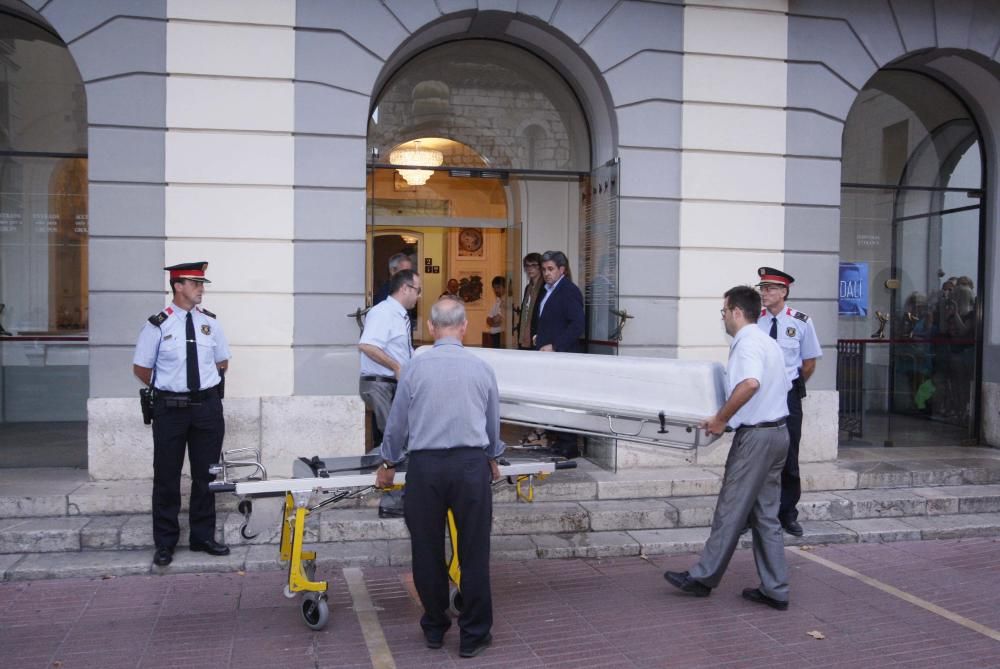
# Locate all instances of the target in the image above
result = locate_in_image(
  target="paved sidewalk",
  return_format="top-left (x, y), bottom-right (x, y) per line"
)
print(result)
top-left (2, 538), bottom-right (999, 668)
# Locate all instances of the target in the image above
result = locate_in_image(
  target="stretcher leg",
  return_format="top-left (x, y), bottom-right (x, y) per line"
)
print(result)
top-left (278, 492), bottom-right (329, 629)
top-left (446, 508), bottom-right (463, 616)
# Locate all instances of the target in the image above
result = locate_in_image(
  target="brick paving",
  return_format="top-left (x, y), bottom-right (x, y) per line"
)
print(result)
top-left (2, 539), bottom-right (999, 668)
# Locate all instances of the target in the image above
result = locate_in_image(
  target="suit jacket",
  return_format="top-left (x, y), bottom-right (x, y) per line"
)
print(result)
top-left (532, 277), bottom-right (585, 353)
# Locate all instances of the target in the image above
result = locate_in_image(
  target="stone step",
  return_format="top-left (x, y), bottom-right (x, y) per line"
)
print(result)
top-left (4, 484), bottom-right (1000, 554)
top-left (5, 455), bottom-right (1000, 519)
top-left (3, 512), bottom-right (1000, 581)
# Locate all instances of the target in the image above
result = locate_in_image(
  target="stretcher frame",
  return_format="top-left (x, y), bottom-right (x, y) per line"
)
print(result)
top-left (209, 450), bottom-right (575, 630)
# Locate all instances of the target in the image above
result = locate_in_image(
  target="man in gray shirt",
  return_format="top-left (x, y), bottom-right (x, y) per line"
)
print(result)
top-left (375, 296), bottom-right (504, 658)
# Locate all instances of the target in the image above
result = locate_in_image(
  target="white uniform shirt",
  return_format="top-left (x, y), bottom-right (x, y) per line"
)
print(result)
top-left (487, 297), bottom-right (503, 335)
top-left (726, 324), bottom-right (792, 429)
top-left (359, 295), bottom-right (412, 377)
top-left (133, 304), bottom-right (230, 392)
top-left (757, 305), bottom-right (822, 382)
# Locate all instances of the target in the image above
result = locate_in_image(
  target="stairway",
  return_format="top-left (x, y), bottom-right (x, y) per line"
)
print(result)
top-left (1, 446), bottom-right (1000, 580)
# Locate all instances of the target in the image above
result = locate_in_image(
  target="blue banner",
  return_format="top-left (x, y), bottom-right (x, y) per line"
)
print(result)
top-left (839, 262), bottom-right (868, 316)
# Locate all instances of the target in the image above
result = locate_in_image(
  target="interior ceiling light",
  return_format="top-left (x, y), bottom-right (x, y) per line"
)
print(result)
top-left (389, 140), bottom-right (444, 186)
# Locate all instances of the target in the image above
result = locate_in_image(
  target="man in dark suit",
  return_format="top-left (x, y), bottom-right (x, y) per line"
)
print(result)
top-left (532, 250), bottom-right (584, 353)
top-left (532, 250), bottom-right (585, 457)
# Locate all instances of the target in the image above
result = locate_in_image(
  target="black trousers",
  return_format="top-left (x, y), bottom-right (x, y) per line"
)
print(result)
top-left (780, 385), bottom-right (803, 522)
top-left (151, 388), bottom-right (225, 548)
top-left (404, 448), bottom-right (493, 649)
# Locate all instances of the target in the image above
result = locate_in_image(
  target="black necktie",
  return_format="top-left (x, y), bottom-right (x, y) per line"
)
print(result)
top-left (769, 317), bottom-right (778, 340)
top-left (186, 312), bottom-right (201, 391)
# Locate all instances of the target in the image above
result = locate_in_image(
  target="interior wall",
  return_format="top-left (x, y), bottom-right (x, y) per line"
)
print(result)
top-left (521, 179), bottom-right (579, 276)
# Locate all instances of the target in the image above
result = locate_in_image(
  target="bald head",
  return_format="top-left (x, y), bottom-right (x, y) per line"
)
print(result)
top-left (429, 296), bottom-right (468, 340)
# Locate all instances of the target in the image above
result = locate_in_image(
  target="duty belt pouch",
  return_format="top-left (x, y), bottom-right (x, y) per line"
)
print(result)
top-left (139, 388), bottom-right (155, 424)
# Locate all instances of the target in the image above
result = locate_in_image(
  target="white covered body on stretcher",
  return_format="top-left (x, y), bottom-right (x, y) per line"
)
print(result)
top-left (208, 349), bottom-right (727, 630)
top-left (421, 346), bottom-right (727, 450)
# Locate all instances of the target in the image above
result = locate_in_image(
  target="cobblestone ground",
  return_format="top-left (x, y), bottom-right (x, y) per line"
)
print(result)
top-left (2, 538), bottom-right (999, 668)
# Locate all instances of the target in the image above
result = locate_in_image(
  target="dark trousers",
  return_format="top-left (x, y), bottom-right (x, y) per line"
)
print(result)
top-left (404, 448), bottom-right (493, 649)
top-left (151, 389), bottom-right (225, 548)
top-left (780, 385), bottom-right (803, 522)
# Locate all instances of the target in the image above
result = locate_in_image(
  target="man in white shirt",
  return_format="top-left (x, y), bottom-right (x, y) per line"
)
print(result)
top-left (756, 267), bottom-right (822, 537)
top-left (664, 285), bottom-right (793, 610)
top-left (359, 269), bottom-right (421, 447)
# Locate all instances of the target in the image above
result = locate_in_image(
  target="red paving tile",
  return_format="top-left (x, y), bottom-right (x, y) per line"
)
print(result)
top-left (2, 539), bottom-right (1000, 668)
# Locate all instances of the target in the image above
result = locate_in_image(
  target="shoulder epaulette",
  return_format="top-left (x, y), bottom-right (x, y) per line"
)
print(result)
top-left (198, 306), bottom-right (217, 319)
top-left (148, 311), bottom-right (168, 326)
top-left (793, 310), bottom-right (809, 323)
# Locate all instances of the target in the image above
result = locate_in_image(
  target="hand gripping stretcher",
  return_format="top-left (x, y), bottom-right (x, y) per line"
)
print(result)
top-left (209, 451), bottom-right (576, 631)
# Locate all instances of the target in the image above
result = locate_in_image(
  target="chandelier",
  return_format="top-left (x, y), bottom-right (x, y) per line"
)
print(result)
top-left (389, 140), bottom-right (444, 186)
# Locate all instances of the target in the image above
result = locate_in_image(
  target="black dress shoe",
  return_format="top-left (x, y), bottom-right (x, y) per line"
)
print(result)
top-left (189, 538), bottom-right (230, 556)
top-left (663, 570), bottom-right (711, 597)
top-left (153, 546), bottom-right (174, 566)
top-left (459, 633), bottom-right (492, 658)
top-left (781, 519), bottom-right (804, 537)
top-left (742, 587), bottom-right (788, 611)
top-left (424, 635), bottom-right (443, 650)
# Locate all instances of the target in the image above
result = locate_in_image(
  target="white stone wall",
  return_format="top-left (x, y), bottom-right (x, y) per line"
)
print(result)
top-left (678, 1), bottom-right (788, 364)
top-left (88, 396), bottom-right (364, 480)
top-left (164, 0), bottom-right (296, 398)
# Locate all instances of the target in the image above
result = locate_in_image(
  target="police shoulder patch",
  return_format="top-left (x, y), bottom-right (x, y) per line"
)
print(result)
top-left (148, 311), bottom-right (169, 326)
top-left (793, 310), bottom-right (809, 323)
top-left (198, 306), bottom-right (217, 319)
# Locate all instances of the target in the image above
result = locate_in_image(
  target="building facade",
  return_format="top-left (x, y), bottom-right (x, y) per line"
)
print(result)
top-left (1, 0), bottom-right (999, 479)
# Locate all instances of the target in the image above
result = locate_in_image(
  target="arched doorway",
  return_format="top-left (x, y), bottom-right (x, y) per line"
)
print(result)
top-left (0, 9), bottom-right (88, 467)
top-left (839, 70), bottom-right (984, 447)
top-left (366, 39), bottom-right (613, 350)
top-left (366, 38), bottom-right (620, 465)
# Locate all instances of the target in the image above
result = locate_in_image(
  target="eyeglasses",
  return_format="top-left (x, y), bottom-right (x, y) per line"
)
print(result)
top-left (523, 263), bottom-right (539, 269)
top-left (720, 307), bottom-right (731, 316)
top-left (405, 283), bottom-right (422, 295)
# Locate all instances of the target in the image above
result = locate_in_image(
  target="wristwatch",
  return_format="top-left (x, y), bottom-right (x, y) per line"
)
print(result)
top-left (381, 461), bottom-right (395, 470)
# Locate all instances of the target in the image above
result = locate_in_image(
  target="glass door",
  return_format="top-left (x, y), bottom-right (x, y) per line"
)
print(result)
top-left (839, 69), bottom-right (984, 447)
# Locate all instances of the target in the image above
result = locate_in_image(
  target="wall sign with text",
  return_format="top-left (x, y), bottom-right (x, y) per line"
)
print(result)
top-left (839, 262), bottom-right (868, 316)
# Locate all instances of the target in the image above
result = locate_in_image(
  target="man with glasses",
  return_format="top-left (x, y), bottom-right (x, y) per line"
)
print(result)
top-left (664, 285), bottom-right (792, 610)
top-left (359, 269), bottom-right (421, 448)
top-left (756, 267), bottom-right (822, 537)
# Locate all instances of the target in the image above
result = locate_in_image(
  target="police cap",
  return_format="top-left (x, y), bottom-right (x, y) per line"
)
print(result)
top-left (164, 261), bottom-right (211, 283)
top-left (756, 266), bottom-right (794, 288)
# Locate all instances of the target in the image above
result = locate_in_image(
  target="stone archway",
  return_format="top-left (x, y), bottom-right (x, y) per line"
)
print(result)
top-left (786, 1), bottom-right (1000, 445)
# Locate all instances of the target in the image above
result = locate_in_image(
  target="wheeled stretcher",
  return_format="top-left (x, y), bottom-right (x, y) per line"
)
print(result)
top-left (421, 347), bottom-right (728, 450)
top-left (209, 451), bottom-right (576, 630)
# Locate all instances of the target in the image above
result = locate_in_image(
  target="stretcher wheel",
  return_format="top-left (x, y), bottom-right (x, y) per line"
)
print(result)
top-left (448, 585), bottom-right (463, 617)
top-left (301, 593), bottom-right (330, 631)
top-left (283, 585), bottom-right (296, 599)
top-left (238, 499), bottom-right (252, 515)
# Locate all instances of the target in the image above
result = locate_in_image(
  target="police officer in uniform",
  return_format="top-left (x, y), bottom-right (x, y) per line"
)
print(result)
top-left (133, 262), bottom-right (231, 567)
top-left (756, 267), bottom-right (822, 537)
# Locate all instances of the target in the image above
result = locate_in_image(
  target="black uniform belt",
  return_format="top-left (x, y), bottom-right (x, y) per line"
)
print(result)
top-left (156, 386), bottom-right (219, 402)
top-left (737, 419), bottom-right (787, 430)
top-left (360, 375), bottom-right (397, 384)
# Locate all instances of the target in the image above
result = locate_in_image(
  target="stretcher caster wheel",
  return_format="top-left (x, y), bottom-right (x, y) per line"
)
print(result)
top-left (448, 585), bottom-right (463, 617)
top-left (237, 500), bottom-right (259, 540)
top-left (283, 585), bottom-right (296, 599)
top-left (301, 593), bottom-right (330, 631)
